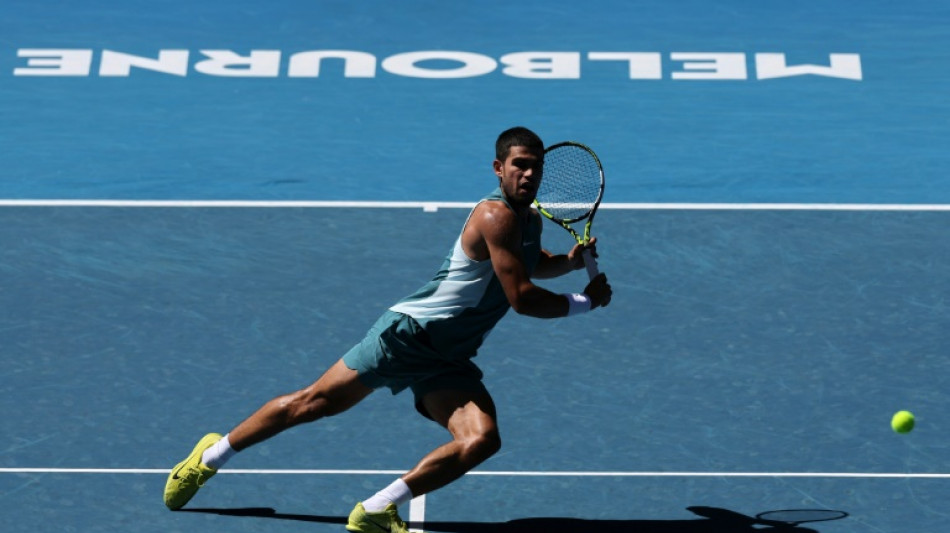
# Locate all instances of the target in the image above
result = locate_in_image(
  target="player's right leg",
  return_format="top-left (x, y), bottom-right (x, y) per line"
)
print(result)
top-left (163, 359), bottom-right (373, 510)
top-left (162, 432), bottom-right (224, 510)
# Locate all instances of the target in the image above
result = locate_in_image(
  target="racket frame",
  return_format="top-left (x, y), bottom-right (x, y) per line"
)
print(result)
top-left (533, 140), bottom-right (606, 280)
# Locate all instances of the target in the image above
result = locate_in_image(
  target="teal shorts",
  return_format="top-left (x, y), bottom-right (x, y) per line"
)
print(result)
top-left (342, 310), bottom-right (488, 418)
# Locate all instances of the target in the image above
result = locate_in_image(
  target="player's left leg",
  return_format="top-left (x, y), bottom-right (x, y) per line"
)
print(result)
top-left (346, 386), bottom-right (501, 532)
top-left (403, 387), bottom-right (501, 495)
top-left (346, 388), bottom-right (500, 532)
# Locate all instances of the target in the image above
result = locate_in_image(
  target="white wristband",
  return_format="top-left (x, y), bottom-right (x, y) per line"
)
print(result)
top-left (563, 293), bottom-right (592, 317)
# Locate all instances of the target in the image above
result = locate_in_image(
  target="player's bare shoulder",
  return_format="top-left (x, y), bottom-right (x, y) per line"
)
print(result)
top-left (462, 200), bottom-right (520, 261)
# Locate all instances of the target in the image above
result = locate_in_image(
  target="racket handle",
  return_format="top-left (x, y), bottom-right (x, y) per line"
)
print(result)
top-left (582, 248), bottom-right (600, 280)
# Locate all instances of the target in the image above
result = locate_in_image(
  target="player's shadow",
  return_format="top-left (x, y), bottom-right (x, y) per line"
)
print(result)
top-left (181, 505), bottom-right (847, 532)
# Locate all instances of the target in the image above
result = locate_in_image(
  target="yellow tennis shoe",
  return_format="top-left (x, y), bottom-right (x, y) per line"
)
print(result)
top-left (163, 433), bottom-right (222, 510)
top-left (346, 502), bottom-right (414, 533)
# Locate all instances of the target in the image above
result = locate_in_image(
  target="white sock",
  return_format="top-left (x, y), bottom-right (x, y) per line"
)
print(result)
top-left (362, 478), bottom-right (413, 512)
top-left (201, 434), bottom-right (237, 470)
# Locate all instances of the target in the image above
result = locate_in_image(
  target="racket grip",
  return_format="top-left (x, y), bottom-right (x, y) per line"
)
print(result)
top-left (582, 248), bottom-right (600, 280)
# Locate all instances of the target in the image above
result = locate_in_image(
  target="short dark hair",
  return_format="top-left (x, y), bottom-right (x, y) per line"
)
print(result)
top-left (495, 126), bottom-right (544, 161)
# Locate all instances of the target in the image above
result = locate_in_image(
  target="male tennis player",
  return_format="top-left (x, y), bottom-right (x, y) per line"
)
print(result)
top-left (163, 126), bottom-right (613, 533)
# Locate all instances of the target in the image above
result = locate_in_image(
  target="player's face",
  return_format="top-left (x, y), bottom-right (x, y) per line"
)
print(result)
top-left (494, 145), bottom-right (543, 207)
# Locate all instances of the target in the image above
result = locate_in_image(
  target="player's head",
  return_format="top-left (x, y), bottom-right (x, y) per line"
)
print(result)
top-left (494, 127), bottom-right (544, 207)
top-left (495, 126), bottom-right (544, 161)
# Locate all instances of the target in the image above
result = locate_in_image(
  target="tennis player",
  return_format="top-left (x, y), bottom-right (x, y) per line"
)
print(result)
top-left (163, 126), bottom-right (613, 533)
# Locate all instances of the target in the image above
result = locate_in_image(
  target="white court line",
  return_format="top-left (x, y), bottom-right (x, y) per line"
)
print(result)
top-left (0, 199), bottom-right (475, 209)
top-left (2, 199), bottom-right (950, 211)
top-left (408, 495), bottom-right (426, 533)
top-left (1, 468), bottom-right (948, 478)
top-left (5, 467), bottom-right (944, 531)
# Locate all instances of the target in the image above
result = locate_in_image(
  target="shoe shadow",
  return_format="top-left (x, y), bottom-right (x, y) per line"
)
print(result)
top-left (181, 505), bottom-right (845, 532)
top-left (181, 507), bottom-right (347, 525)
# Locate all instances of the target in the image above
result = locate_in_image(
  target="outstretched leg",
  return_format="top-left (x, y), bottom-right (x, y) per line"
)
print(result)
top-left (164, 358), bottom-right (373, 510)
top-left (228, 359), bottom-right (373, 450)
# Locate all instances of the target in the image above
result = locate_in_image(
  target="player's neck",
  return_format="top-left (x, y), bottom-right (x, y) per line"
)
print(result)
top-left (500, 190), bottom-right (532, 218)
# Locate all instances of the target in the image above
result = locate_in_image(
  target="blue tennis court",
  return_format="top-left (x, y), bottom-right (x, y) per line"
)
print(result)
top-left (2, 2), bottom-right (949, 532)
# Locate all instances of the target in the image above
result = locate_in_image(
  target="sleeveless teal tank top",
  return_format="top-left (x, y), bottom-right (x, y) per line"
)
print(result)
top-left (389, 187), bottom-right (542, 359)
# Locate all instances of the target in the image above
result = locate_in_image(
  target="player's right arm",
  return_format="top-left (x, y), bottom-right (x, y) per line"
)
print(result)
top-left (463, 202), bottom-right (609, 317)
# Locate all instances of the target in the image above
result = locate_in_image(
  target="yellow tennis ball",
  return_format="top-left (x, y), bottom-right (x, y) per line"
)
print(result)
top-left (891, 410), bottom-right (915, 434)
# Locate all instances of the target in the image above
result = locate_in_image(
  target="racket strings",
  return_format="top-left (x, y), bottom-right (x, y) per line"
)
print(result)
top-left (536, 146), bottom-right (602, 221)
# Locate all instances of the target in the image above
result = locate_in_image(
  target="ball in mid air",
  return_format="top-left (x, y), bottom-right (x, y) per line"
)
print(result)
top-left (891, 410), bottom-right (915, 434)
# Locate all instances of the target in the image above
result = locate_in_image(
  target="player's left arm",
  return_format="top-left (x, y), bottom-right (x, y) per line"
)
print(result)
top-left (531, 211), bottom-right (599, 279)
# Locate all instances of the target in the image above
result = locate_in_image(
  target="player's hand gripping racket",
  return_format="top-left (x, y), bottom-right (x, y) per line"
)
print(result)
top-left (534, 141), bottom-right (605, 280)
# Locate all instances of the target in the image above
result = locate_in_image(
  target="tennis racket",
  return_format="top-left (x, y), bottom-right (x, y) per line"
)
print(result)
top-left (534, 141), bottom-right (605, 280)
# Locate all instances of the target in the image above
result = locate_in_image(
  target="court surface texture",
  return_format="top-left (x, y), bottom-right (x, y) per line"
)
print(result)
top-left (1, 2), bottom-right (948, 532)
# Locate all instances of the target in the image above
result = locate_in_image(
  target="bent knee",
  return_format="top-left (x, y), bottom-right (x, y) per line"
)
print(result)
top-left (460, 431), bottom-right (502, 463)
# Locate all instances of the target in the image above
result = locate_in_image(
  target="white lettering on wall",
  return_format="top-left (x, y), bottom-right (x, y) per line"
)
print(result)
top-left (381, 51), bottom-right (497, 79)
top-left (10, 49), bottom-right (864, 82)
top-left (671, 53), bottom-right (748, 80)
top-left (288, 50), bottom-right (377, 78)
top-left (193, 50), bottom-right (282, 77)
top-left (755, 53), bottom-right (862, 80)
top-left (588, 52), bottom-right (662, 79)
top-left (15, 49), bottom-right (93, 76)
top-left (501, 52), bottom-right (580, 79)
top-left (99, 50), bottom-right (190, 76)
